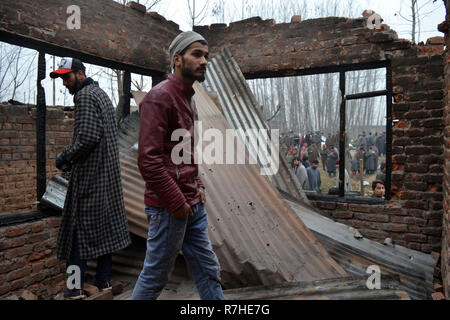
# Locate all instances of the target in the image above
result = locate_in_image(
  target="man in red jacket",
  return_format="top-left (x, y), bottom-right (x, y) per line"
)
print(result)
top-left (131, 31), bottom-right (224, 300)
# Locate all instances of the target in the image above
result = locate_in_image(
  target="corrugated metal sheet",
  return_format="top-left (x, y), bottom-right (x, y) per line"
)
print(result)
top-left (202, 48), bottom-right (309, 204)
top-left (119, 84), bottom-right (346, 289)
top-left (173, 276), bottom-right (409, 300)
top-left (116, 275), bottom-right (409, 300)
top-left (283, 193), bottom-right (435, 300)
top-left (221, 276), bottom-right (410, 300)
top-left (219, 275), bottom-right (410, 300)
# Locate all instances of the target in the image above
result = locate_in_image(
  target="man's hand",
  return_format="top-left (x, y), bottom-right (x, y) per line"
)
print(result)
top-left (171, 202), bottom-right (193, 220)
top-left (56, 153), bottom-right (72, 172)
top-left (56, 153), bottom-right (65, 170)
top-left (199, 188), bottom-right (206, 203)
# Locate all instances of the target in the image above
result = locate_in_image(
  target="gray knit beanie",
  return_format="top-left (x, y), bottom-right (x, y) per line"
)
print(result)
top-left (168, 31), bottom-right (207, 71)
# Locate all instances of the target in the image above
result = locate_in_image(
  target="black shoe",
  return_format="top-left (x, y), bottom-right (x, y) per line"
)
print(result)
top-left (96, 281), bottom-right (112, 291)
top-left (63, 289), bottom-right (86, 300)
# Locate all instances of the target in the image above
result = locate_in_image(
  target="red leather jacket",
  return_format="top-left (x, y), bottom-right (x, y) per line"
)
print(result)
top-left (138, 74), bottom-right (204, 213)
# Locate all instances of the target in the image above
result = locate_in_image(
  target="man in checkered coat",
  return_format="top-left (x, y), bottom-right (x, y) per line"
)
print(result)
top-left (50, 58), bottom-right (131, 299)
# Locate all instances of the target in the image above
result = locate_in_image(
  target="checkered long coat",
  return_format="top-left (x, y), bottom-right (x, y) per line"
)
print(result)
top-left (56, 80), bottom-right (131, 260)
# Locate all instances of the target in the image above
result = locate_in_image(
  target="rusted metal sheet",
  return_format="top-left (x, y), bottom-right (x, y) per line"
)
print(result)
top-left (202, 48), bottom-right (309, 203)
top-left (120, 85), bottom-right (346, 289)
top-left (283, 194), bottom-right (435, 300)
top-left (115, 274), bottom-right (409, 300)
top-left (220, 275), bottom-right (410, 300)
top-left (161, 276), bottom-right (409, 300)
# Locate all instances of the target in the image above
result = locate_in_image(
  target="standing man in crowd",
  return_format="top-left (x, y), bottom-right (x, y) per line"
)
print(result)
top-left (132, 31), bottom-right (224, 300)
top-left (358, 131), bottom-right (367, 149)
top-left (305, 131), bottom-right (312, 146)
top-left (326, 145), bottom-right (338, 177)
top-left (51, 58), bottom-right (131, 299)
top-left (376, 132), bottom-right (386, 157)
top-left (306, 159), bottom-right (321, 193)
top-left (293, 157), bottom-right (309, 190)
top-left (307, 142), bottom-right (319, 164)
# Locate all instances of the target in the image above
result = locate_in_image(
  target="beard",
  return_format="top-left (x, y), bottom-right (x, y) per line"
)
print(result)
top-left (67, 75), bottom-right (82, 95)
top-left (181, 57), bottom-right (206, 83)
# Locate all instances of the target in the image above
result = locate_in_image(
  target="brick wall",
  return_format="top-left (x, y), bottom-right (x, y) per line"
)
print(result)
top-left (442, 0), bottom-right (450, 300)
top-left (195, 16), bottom-right (398, 78)
top-left (0, 0), bottom-right (180, 74)
top-left (0, 104), bottom-right (74, 214)
top-left (311, 199), bottom-right (441, 252)
top-left (0, 216), bottom-right (66, 299)
top-left (196, 16), bottom-right (445, 255)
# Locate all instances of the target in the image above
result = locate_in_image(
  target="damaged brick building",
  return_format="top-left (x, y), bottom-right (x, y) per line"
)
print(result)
top-left (0, 0), bottom-right (449, 299)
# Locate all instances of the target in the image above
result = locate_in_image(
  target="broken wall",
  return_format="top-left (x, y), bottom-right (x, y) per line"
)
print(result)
top-left (195, 17), bottom-right (445, 255)
top-left (442, 0), bottom-right (450, 300)
top-left (0, 0), bottom-right (180, 74)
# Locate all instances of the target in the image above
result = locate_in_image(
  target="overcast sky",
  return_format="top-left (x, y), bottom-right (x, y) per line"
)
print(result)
top-left (158, 0), bottom-right (445, 41)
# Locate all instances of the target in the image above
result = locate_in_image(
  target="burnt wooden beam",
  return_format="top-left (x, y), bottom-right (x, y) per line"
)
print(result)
top-left (36, 51), bottom-right (46, 201)
top-left (243, 60), bottom-right (390, 80)
top-left (385, 62), bottom-right (393, 200)
top-left (346, 90), bottom-right (388, 100)
top-left (122, 70), bottom-right (131, 119)
top-left (0, 30), bottom-right (165, 78)
top-left (339, 71), bottom-right (346, 197)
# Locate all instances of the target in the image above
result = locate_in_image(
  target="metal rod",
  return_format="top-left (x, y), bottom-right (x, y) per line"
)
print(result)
top-left (244, 60), bottom-right (390, 80)
top-left (346, 90), bottom-right (388, 101)
top-left (385, 61), bottom-right (393, 200)
top-left (360, 158), bottom-right (364, 196)
top-left (36, 51), bottom-right (46, 201)
top-left (122, 70), bottom-right (131, 119)
top-left (339, 71), bottom-right (346, 197)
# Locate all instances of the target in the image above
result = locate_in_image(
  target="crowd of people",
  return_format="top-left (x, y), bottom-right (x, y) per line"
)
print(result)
top-left (280, 129), bottom-right (387, 198)
top-left (349, 131), bottom-right (386, 178)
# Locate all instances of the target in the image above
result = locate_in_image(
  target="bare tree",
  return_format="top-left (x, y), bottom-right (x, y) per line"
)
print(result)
top-left (395, 0), bottom-right (442, 43)
top-left (0, 44), bottom-right (37, 103)
top-left (187, 0), bottom-right (210, 28)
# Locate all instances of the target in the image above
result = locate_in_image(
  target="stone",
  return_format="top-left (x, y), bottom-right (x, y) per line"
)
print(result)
top-left (19, 290), bottom-right (37, 300)
top-left (291, 15), bottom-right (301, 23)
top-left (83, 283), bottom-right (99, 297)
top-left (431, 292), bottom-right (445, 300)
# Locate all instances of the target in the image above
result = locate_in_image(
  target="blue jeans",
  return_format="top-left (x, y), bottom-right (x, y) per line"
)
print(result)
top-left (67, 231), bottom-right (112, 289)
top-left (131, 202), bottom-right (224, 300)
